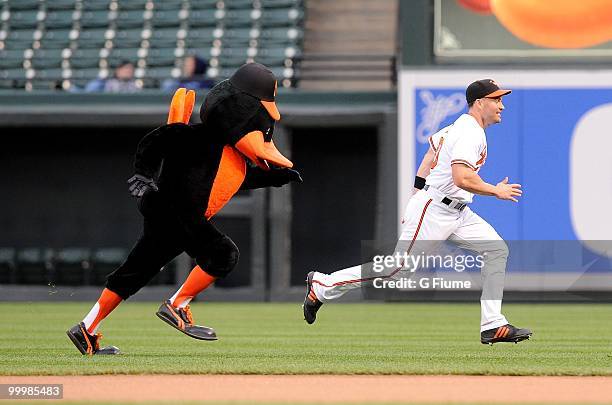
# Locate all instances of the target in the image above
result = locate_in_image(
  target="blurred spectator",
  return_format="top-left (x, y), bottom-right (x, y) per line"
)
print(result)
top-left (162, 55), bottom-right (215, 92)
top-left (85, 61), bottom-right (140, 93)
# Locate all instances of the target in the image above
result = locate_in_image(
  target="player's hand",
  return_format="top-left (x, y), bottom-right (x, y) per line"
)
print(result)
top-left (269, 168), bottom-right (303, 187)
top-left (494, 177), bottom-right (522, 202)
top-left (127, 174), bottom-right (159, 197)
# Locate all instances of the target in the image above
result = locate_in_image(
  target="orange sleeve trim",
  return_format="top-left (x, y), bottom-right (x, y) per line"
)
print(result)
top-left (451, 159), bottom-right (477, 171)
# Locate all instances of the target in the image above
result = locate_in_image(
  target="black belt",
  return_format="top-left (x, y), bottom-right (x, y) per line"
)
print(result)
top-left (424, 185), bottom-right (467, 211)
top-left (441, 197), bottom-right (466, 211)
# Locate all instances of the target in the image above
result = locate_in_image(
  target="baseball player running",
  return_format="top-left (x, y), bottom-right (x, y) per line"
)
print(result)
top-left (303, 79), bottom-right (532, 345)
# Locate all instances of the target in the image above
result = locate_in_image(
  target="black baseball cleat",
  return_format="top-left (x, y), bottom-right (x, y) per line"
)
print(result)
top-left (156, 300), bottom-right (217, 341)
top-left (481, 324), bottom-right (532, 345)
top-left (66, 322), bottom-right (121, 355)
top-left (303, 271), bottom-right (323, 324)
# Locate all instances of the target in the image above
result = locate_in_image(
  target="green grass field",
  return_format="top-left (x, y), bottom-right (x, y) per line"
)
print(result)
top-left (0, 302), bottom-right (610, 376)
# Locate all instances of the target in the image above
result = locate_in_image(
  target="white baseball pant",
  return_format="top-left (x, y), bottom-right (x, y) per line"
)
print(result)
top-left (311, 187), bottom-right (509, 332)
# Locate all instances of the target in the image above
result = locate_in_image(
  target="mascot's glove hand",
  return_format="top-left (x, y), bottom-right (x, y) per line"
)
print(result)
top-left (270, 168), bottom-right (303, 187)
top-left (127, 174), bottom-right (159, 197)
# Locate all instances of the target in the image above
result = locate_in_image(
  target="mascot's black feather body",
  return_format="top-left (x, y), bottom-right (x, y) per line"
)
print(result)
top-left (135, 80), bottom-right (283, 224)
top-left (105, 64), bottom-right (301, 299)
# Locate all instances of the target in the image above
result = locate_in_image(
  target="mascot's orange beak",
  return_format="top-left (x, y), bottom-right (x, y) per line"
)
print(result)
top-left (261, 99), bottom-right (280, 121)
top-left (235, 131), bottom-right (293, 170)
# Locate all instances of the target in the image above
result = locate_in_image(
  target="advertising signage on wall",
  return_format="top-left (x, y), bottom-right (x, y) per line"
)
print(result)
top-left (398, 70), bottom-right (612, 289)
top-left (436, 0), bottom-right (612, 60)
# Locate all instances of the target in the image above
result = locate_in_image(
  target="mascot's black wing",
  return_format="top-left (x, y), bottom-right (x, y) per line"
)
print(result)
top-left (133, 123), bottom-right (190, 178)
top-left (134, 87), bottom-right (196, 178)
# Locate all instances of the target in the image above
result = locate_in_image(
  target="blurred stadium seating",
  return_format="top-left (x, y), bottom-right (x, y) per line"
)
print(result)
top-left (0, 0), bottom-right (304, 90)
top-left (0, 246), bottom-right (177, 287)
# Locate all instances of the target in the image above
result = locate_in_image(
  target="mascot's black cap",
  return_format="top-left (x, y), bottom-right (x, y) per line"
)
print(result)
top-left (229, 63), bottom-right (280, 120)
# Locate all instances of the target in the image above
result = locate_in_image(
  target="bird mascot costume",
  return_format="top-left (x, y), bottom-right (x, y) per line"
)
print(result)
top-left (67, 63), bottom-right (302, 355)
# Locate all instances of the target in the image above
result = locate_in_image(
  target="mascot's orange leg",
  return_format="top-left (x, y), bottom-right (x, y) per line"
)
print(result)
top-left (169, 265), bottom-right (217, 308)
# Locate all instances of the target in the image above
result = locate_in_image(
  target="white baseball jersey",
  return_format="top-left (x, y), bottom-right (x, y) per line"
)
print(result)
top-left (426, 114), bottom-right (487, 203)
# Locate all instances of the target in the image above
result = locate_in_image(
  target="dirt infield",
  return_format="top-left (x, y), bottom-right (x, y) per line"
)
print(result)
top-left (1, 375), bottom-right (612, 403)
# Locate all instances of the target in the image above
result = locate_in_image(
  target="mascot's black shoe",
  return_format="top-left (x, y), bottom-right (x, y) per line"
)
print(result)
top-left (66, 322), bottom-right (121, 355)
top-left (156, 300), bottom-right (217, 341)
top-left (481, 324), bottom-right (532, 345)
top-left (303, 271), bottom-right (323, 324)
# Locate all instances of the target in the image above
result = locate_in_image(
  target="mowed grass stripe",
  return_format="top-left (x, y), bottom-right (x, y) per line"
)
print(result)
top-left (0, 302), bottom-right (610, 376)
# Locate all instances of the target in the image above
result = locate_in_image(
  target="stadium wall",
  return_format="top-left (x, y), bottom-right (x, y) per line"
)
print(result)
top-left (0, 91), bottom-right (397, 301)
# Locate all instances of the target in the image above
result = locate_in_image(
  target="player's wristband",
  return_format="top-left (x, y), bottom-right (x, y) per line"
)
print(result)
top-left (414, 176), bottom-right (426, 190)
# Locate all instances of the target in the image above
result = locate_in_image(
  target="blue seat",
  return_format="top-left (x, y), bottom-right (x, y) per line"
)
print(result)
top-left (223, 9), bottom-right (254, 28)
top-left (218, 28), bottom-right (251, 47)
top-left (28, 79), bottom-right (62, 90)
top-left (184, 27), bottom-right (217, 47)
top-left (79, 10), bottom-right (111, 28)
top-left (0, 79), bottom-right (15, 89)
top-left (189, 0), bottom-right (219, 10)
top-left (224, 0), bottom-right (255, 9)
top-left (0, 248), bottom-right (16, 284)
top-left (70, 68), bottom-right (102, 88)
top-left (260, 0), bottom-right (303, 9)
top-left (54, 248), bottom-right (91, 286)
top-left (253, 46), bottom-right (299, 66)
top-left (70, 67), bottom-right (102, 80)
top-left (257, 27), bottom-right (303, 45)
top-left (146, 47), bottom-right (177, 67)
top-left (151, 10), bottom-right (182, 28)
top-left (7, 10), bottom-right (40, 29)
top-left (33, 67), bottom-right (64, 79)
top-left (115, 10), bottom-right (146, 29)
top-left (145, 65), bottom-right (174, 80)
top-left (6, 0), bottom-right (40, 11)
top-left (40, 28), bottom-right (73, 49)
top-left (44, 10), bottom-right (75, 29)
top-left (45, 0), bottom-right (77, 11)
top-left (3, 28), bottom-right (37, 48)
top-left (187, 47), bottom-right (214, 60)
top-left (260, 7), bottom-right (303, 27)
top-left (70, 48), bottom-right (102, 68)
top-left (0, 68), bottom-right (26, 80)
top-left (0, 49), bottom-right (25, 68)
top-left (116, 0), bottom-right (147, 11)
top-left (186, 9), bottom-right (219, 28)
top-left (147, 27), bottom-right (180, 48)
top-left (114, 28), bottom-right (144, 48)
top-left (151, 0), bottom-right (183, 11)
top-left (91, 248), bottom-right (127, 286)
top-left (108, 47), bottom-right (141, 65)
top-left (16, 248), bottom-right (54, 285)
top-left (76, 28), bottom-right (108, 48)
top-left (82, 0), bottom-right (112, 11)
top-left (29, 48), bottom-right (65, 68)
